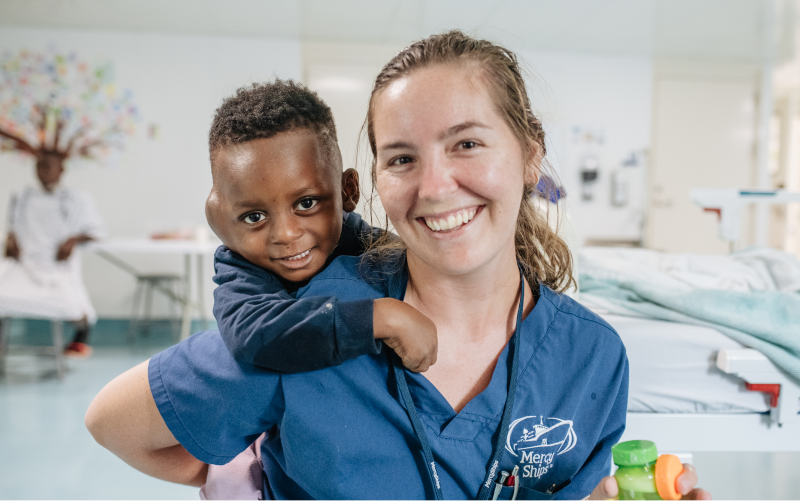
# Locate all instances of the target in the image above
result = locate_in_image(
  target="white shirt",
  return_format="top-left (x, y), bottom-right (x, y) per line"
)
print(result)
top-left (0, 185), bottom-right (104, 321)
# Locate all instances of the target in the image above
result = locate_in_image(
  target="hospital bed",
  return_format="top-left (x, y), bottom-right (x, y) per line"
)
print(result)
top-left (576, 187), bottom-right (800, 454)
top-left (607, 313), bottom-right (800, 453)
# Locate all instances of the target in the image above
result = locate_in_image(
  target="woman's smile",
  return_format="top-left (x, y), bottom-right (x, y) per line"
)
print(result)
top-left (418, 205), bottom-right (483, 233)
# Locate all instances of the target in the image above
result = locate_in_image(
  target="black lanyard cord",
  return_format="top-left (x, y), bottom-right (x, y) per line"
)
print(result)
top-left (393, 352), bottom-right (444, 500)
top-left (393, 265), bottom-right (526, 500)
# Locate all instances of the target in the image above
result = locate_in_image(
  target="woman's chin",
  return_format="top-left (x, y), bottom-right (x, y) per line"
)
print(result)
top-left (409, 247), bottom-right (495, 278)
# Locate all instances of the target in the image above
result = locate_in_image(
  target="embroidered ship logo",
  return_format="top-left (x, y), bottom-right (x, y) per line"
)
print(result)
top-left (505, 416), bottom-right (577, 457)
top-left (505, 416), bottom-right (577, 479)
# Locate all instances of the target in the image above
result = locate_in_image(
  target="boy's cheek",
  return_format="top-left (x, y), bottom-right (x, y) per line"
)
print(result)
top-left (309, 209), bottom-right (344, 254)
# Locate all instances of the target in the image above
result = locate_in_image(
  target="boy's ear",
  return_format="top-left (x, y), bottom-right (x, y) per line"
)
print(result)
top-left (342, 168), bottom-right (360, 213)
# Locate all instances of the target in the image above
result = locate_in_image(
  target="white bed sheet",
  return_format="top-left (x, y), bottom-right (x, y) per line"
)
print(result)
top-left (600, 314), bottom-right (770, 414)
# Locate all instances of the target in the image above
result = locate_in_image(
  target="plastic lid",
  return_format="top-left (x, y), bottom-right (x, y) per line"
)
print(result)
top-left (655, 454), bottom-right (684, 500)
top-left (611, 440), bottom-right (658, 466)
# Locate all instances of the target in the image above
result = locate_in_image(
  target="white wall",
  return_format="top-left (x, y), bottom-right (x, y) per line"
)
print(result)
top-left (0, 27), bottom-right (301, 318)
top-left (519, 50), bottom-right (654, 245)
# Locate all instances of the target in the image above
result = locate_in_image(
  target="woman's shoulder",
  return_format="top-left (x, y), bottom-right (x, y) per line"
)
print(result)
top-left (541, 287), bottom-right (618, 330)
top-left (536, 285), bottom-right (625, 351)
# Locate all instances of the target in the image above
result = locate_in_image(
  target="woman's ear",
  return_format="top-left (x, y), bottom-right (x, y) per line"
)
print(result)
top-left (342, 168), bottom-right (360, 213)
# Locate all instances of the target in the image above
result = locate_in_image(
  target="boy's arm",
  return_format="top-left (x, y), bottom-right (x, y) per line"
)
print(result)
top-left (214, 247), bottom-right (380, 372)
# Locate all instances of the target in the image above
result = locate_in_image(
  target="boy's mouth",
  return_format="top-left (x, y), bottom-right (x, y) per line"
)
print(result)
top-left (277, 247), bottom-right (315, 270)
top-left (419, 205), bottom-right (482, 233)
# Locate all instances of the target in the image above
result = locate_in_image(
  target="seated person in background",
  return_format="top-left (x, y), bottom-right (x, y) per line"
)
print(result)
top-left (1, 152), bottom-right (104, 357)
top-left (205, 80), bottom-right (437, 374)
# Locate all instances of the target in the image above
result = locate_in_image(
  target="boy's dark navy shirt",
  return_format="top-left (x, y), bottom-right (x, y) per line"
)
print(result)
top-left (212, 211), bottom-right (384, 371)
top-left (150, 254), bottom-right (629, 499)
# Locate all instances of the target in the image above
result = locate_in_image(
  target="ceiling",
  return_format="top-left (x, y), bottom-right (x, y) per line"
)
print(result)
top-left (0, 0), bottom-right (787, 62)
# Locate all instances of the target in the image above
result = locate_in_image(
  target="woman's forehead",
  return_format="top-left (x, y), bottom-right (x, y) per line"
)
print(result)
top-left (373, 65), bottom-right (501, 145)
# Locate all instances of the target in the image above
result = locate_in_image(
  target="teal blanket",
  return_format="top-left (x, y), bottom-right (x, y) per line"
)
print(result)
top-left (580, 275), bottom-right (800, 380)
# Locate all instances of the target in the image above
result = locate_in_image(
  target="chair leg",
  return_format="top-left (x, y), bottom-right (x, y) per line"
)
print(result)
top-left (51, 320), bottom-right (65, 380)
top-left (168, 280), bottom-right (181, 344)
top-left (0, 318), bottom-right (10, 376)
top-left (128, 280), bottom-right (145, 345)
top-left (142, 281), bottom-right (154, 337)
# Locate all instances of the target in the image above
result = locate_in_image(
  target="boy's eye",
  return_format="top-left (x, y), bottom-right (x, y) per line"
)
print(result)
top-left (243, 213), bottom-right (265, 224)
top-left (296, 198), bottom-right (318, 211)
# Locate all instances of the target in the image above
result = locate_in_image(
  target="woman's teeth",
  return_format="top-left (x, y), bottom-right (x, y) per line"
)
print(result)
top-left (285, 249), bottom-right (311, 261)
top-left (424, 207), bottom-right (477, 232)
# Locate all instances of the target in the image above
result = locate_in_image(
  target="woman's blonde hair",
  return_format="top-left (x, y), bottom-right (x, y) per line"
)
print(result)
top-left (363, 30), bottom-right (575, 293)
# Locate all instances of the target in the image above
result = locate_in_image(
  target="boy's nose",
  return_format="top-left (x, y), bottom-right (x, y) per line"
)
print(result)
top-left (271, 213), bottom-right (303, 245)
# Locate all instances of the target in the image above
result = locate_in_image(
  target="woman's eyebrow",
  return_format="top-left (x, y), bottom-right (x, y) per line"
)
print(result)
top-left (438, 121), bottom-right (490, 141)
top-left (379, 140), bottom-right (414, 152)
top-left (379, 121), bottom-right (491, 152)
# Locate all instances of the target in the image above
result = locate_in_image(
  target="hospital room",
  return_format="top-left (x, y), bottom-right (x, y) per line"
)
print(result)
top-left (2, 0), bottom-right (800, 499)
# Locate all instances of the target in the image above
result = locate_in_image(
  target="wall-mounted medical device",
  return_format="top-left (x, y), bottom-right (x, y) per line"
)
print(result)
top-left (580, 156), bottom-right (599, 202)
top-left (611, 170), bottom-right (628, 207)
top-left (690, 189), bottom-right (800, 250)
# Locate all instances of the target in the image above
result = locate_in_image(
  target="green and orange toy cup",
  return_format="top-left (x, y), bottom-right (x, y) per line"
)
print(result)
top-left (611, 440), bottom-right (685, 500)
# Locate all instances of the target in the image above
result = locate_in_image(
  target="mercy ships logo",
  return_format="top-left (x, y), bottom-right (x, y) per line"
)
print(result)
top-left (505, 416), bottom-right (577, 479)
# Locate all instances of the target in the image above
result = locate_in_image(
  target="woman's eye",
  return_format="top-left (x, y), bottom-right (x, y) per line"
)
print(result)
top-left (243, 213), bottom-right (265, 224)
top-left (460, 141), bottom-right (477, 150)
top-left (390, 156), bottom-right (414, 166)
top-left (296, 199), bottom-right (318, 211)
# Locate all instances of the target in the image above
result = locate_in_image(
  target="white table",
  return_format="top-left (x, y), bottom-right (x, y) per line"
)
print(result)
top-left (86, 239), bottom-right (221, 340)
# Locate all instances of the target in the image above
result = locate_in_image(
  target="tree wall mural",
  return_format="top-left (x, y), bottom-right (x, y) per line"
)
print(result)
top-left (0, 48), bottom-right (138, 170)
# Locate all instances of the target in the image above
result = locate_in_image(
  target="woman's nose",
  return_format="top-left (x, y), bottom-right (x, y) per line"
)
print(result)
top-left (271, 213), bottom-right (303, 245)
top-left (417, 156), bottom-right (458, 202)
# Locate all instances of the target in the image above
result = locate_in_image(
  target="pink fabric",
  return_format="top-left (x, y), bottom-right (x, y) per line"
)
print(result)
top-left (200, 434), bottom-right (265, 500)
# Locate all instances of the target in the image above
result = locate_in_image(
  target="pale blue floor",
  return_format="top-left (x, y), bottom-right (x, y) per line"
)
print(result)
top-left (0, 350), bottom-right (199, 499)
top-left (0, 320), bottom-right (201, 499)
top-left (2, 320), bottom-right (800, 499)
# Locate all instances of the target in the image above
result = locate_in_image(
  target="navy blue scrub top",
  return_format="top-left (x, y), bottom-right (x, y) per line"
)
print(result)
top-left (149, 256), bottom-right (629, 499)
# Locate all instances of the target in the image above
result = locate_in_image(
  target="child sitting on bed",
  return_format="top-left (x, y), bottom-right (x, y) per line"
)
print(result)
top-left (202, 82), bottom-right (438, 497)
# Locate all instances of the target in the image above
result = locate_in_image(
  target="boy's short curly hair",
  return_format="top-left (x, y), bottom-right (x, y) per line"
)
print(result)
top-left (209, 79), bottom-right (340, 168)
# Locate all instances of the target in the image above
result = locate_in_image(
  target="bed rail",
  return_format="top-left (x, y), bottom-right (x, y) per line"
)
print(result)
top-left (716, 348), bottom-right (800, 427)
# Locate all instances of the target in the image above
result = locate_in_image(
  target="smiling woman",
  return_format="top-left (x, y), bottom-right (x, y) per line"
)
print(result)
top-left (363, 42), bottom-right (574, 298)
top-left (85, 31), bottom-right (709, 500)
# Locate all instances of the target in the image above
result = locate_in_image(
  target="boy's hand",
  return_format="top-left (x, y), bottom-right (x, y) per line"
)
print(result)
top-left (373, 298), bottom-right (438, 372)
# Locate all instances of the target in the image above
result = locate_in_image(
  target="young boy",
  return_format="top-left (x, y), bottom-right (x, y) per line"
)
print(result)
top-left (195, 81), bottom-right (439, 499)
top-left (205, 80), bottom-right (437, 375)
top-left (200, 80), bottom-right (437, 501)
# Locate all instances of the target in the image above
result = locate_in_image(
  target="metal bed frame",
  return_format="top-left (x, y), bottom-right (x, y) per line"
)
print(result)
top-left (621, 348), bottom-right (800, 452)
